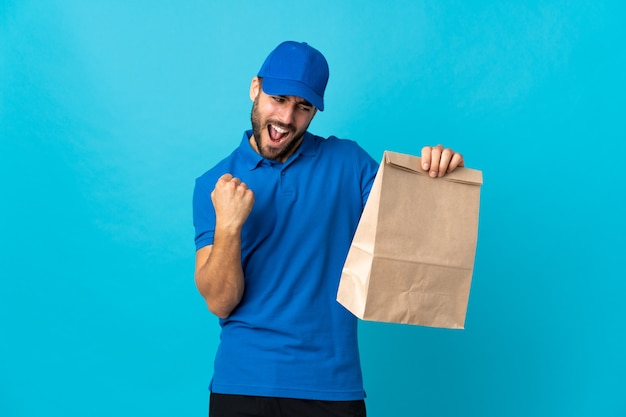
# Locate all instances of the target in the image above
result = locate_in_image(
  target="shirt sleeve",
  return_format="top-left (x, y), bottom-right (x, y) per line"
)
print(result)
top-left (192, 177), bottom-right (216, 250)
top-left (356, 145), bottom-right (379, 208)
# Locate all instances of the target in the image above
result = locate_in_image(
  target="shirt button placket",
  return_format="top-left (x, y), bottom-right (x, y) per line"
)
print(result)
top-left (279, 168), bottom-right (295, 199)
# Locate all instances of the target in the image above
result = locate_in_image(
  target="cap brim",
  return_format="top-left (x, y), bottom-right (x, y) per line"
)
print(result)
top-left (261, 78), bottom-right (324, 111)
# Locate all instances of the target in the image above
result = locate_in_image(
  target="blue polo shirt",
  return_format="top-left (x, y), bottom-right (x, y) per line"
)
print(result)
top-left (193, 130), bottom-right (378, 400)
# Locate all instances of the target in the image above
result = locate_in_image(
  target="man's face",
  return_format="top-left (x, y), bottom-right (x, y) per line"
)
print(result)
top-left (249, 77), bottom-right (317, 162)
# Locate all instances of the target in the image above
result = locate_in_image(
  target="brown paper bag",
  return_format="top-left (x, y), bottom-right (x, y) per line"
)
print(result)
top-left (337, 150), bottom-right (483, 329)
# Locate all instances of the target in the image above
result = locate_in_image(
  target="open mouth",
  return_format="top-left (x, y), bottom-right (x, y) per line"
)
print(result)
top-left (268, 123), bottom-right (290, 143)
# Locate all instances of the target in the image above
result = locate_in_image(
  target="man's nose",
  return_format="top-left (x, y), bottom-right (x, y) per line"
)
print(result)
top-left (277, 104), bottom-right (296, 125)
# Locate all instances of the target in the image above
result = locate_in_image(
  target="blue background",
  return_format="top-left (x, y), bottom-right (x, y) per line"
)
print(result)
top-left (1, 1), bottom-right (624, 416)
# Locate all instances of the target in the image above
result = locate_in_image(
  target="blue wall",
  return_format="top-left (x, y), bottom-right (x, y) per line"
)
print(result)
top-left (1, 1), bottom-right (624, 416)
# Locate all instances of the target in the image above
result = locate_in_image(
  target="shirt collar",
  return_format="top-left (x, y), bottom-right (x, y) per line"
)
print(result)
top-left (238, 130), bottom-right (264, 170)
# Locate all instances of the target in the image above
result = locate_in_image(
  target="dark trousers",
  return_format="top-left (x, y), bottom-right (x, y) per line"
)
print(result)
top-left (209, 393), bottom-right (367, 417)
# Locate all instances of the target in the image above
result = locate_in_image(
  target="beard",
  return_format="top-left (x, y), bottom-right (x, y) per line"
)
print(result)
top-left (250, 96), bottom-right (308, 162)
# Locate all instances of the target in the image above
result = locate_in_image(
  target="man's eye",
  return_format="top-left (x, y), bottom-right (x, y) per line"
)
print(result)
top-left (273, 96), bottom-right (285, 103)
top-left (298, 105), bottom-right (312, 112)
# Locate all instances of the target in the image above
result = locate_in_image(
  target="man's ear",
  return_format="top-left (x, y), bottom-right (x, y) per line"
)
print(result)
top-left (250, 77), bottom-right (261, 101)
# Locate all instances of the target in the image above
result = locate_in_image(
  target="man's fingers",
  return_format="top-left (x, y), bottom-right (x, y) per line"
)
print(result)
top-left (213, 174), bottom-right (252, 203)
top-left (218, 173), bottom-right (234, 183)
top-left (448, 152), bottom-right (464, 171)
top-left (438, 148), bottom-right (454, 177)
top-left (429, 144), bottom-right (444, 178)
top-left (421, 146), bottom-right (432, 171)
top-left (217, 174), bottom-right (245, 190)
top-left (211, 174), bottom-right (255, 229)
top-left (422, 145), bottom-right (463, 178)
top-left (421, 145), bottom-right (443, 178)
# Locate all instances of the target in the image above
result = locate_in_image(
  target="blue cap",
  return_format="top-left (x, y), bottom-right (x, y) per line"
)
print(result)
top-left (257, 41), bottom-right (329, 111)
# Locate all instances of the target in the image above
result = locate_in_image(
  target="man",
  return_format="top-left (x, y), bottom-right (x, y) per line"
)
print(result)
top-left (193, 41), bottom-right (464, 417)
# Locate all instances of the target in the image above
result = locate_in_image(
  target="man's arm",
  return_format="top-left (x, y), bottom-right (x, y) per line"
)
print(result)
top-left (194, 174), bottom-right (254, 319)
